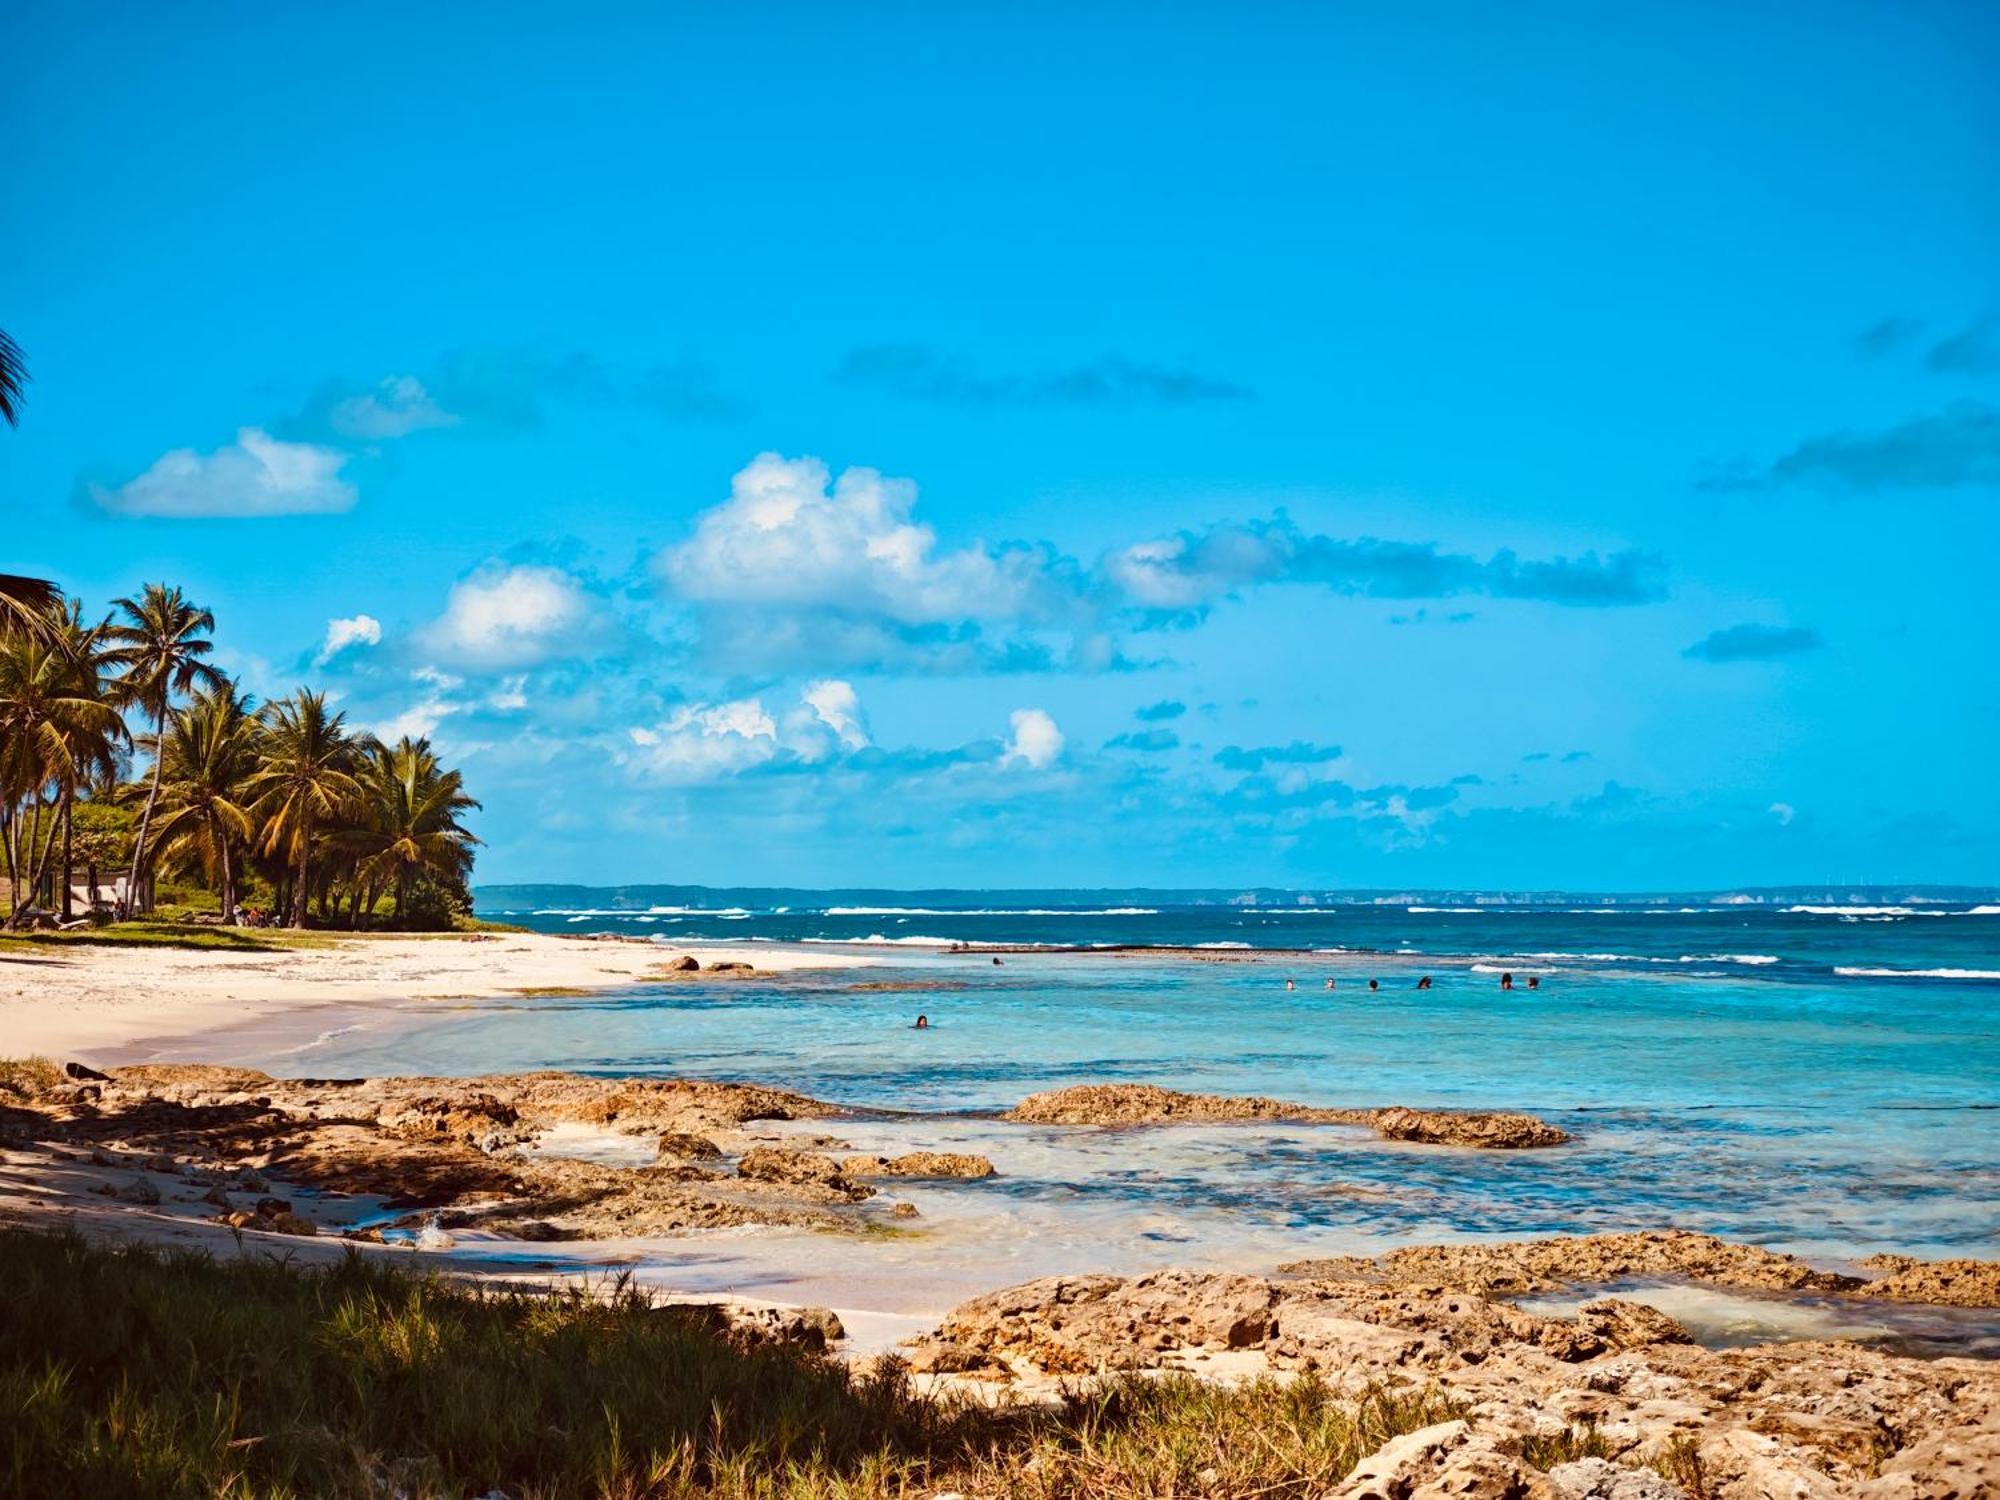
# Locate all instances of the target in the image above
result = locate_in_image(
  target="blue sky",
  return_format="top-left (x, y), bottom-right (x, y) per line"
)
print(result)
top-left (5, 0), bottom-right (1996, 888)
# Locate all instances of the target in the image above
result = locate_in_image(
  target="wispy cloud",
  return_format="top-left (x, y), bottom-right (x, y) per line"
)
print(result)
top-left (86, 428), bottom-right (357, 518)
top-left (1134, 699), bottom-right (1186, 722)
top-left (1106, 516), bottom-right (1663, 612)
top-left (1214, 741), bottom-right (1342, 772)
top-left (1854, 316), bottom-right (1925, 360)
top-left (1105, 728), bottom-right (1180, 752)
top-left (836, 345), bottom-right (1251, 406)
top-left (1926, 314), bottom-right (2000, 376)
top-left (1682, 623), bottom-right (1823, 662)
top-left (1703, 402), bottom-right (2000, 493)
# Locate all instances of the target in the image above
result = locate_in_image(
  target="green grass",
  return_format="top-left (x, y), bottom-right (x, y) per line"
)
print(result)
top-left (0, 1226), bottom-right (1475, 1499)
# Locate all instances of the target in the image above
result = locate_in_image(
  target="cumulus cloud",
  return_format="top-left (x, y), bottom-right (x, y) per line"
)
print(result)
top-left (330, 375), bottom-right (458, 439)
top-left (315, 614), bottom-right (382, 666)
top-left (1003, 708), bottom-right (1064, 769)
top-left (1105, 517), bottom-right (1661, 612)
top-left (88, 428), bottom-right (356, 518)
top-left (1682, 623), bottom-right (1824, 663)
top-left (420, 563), bottom-right (594, 669)
top-left (661, 453), bottom-right (1074, 625)
top-left (1702, 402), bottom-right (2000, 493)
top-left (619, 680), bottom-right (870, 784)
top-left (836, 346), bottom-right (1250, 406)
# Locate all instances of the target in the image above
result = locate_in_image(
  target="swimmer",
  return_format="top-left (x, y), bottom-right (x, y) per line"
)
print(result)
top-left (1368, 978), bottom-right (1380, 992)
top-left (914, 1014), bottom-right (929, 1030)
top-left (1325, 977), bottom-right (1336, 989)
top-left (1500, 971), bottom-right (1514, 990)
top-left (1527, 975), bottom-right (1540, 990)
top-left (1416, 975), bottom-right (1432, 990)
top-left (993, 956), bottom-right (1004, 965)
top-left (1286, 977), bottom-right (1296, 990)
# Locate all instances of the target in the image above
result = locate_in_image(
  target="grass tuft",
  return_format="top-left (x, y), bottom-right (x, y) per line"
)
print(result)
top-left (0, 1055), bottom-right (66, 1102)
top-left (0, 1227), bottom-right (1476, 1499)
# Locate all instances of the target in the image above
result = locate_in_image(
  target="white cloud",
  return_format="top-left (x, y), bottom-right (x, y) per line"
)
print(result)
top-left (419, 563), bottom-right (593, 668)
top-left (487, 675), bottom-right (529, 711)
top-left (620, 680), bottom-right (870, 784)
top-left (799, 679), bottom-right (869, 749)
top-left (1004, 707), bottom-right (1064, 769)
top-left (374, 697), bottom-right (458, 742)
top-left (315, 613), bottom-right (382, 666)
top-left (658, 452), bottom-right (1072, 626)
top-left (330, 375), bottom-right (458, 439)
top-left (90, 427), bottom-right (356, 518)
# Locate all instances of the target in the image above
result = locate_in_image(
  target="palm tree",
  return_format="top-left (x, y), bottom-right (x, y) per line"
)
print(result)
top-left (345, 736), bottom-right (481, 925)
top-left (144, 684), bottom-right (258, 923)
top-left (0, 574), bottom-right (59, 640)
top-left (0, 328), bottom-right (27, 428)
top-left (107, 584), bottom-right (225, 917)
top-left (0, 604), bottom-right (125, 925)
top-left (248, 690), bottom-right (363, 929)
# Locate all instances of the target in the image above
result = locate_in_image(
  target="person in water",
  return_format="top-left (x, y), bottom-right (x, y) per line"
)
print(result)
top-left (1417, 975), bottom-right (1432, 990)
top-left (1325, 977), bottom-right (1336, 989)
top-left (1368, 978), bottom-right (1380, 991)
top-left (1527, 975), bottom-right (1541, 990)
top-left (1500, 972), bottom-right (1514, 990)
top-left (914, 1014), bottom-right (929, 1030)
top-left (1285, 977), bottom-right (1296, 990)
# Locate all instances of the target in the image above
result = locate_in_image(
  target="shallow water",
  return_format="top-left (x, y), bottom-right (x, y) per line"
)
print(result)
top-left (280, 931), bottom-right (1998, 1272)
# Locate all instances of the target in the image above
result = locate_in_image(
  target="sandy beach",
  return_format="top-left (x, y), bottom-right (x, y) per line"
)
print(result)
top-left (0, 931), bottom-right (868, 1063)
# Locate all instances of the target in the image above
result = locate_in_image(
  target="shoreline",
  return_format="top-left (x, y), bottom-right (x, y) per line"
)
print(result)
top-left (0, 930), bottom-right (877, 1065)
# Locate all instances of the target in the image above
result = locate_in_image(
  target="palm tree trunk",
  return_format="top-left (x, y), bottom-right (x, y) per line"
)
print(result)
top-left (58, 795), bottom-right (73, 921)
top-left (121, 704), bottom-right (167, 919)
top-left (219, 830), bottom-right (236, 925)
top-left (291, 814), bottom-right (311, 930)
top-left (1, 802), bottom-right (17, 922)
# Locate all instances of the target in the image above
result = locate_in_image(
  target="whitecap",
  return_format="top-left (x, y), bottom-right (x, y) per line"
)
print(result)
top-left (1834, 966), bottom-right (2000, 981)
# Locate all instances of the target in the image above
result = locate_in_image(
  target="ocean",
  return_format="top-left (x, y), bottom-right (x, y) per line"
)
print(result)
top-left (273, 891), bottom-right (2000, 1302)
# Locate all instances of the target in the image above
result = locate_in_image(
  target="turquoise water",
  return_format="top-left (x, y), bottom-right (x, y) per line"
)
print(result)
top-left (298, 916), bottom-right (1999, 1265)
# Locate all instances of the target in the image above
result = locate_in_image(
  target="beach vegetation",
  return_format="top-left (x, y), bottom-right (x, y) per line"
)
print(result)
top-left (0, 1225), bottom-right (1484, 1499)
top-left (0, 580), bottom-right (482, 933)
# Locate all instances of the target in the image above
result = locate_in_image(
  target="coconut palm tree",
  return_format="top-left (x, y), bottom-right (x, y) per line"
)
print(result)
top-left (107, 584), bottom-right (225, 917)
top-left (0, 574), bottom-right (59, 640)
top-left (344, 736), bottom-right (481, 925)
top-left (144, 683), bottom-right (259, 923)
top-left (247, 690), bottom-right (363, 929)
top-left (0, 328), bottom-right (27, 428)
top-left (0, 603), bottom-right (125, 925)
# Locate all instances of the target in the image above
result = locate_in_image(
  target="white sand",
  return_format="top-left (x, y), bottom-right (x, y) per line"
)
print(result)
top-left (0, 932), bottom-right (870, 1063)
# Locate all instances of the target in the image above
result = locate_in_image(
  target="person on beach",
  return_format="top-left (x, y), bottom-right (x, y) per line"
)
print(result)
top-left (914, 1014), bottom-right (929, 1029)
top-left (1500, 971), bottom-right (1514, 990)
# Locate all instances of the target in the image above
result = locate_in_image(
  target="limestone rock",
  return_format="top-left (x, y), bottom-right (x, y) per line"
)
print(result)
top-left (735, 1147), bottom-right (874, 1202)
top-left (655, 1131), bottom-right (723, 1161)
top-left (839, 1151), bottom-right (995, 1179)
top-left (1368, 1106), bottom-right (1570, 1150)
top-left (1547, 1458), bottom-right (1686, 1499)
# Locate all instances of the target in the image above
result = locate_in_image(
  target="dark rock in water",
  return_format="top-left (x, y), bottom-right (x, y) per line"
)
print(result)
top-left (706, 960), bottom-right (757, 974)
top-left (663, 954), bottom-right (701, 971)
